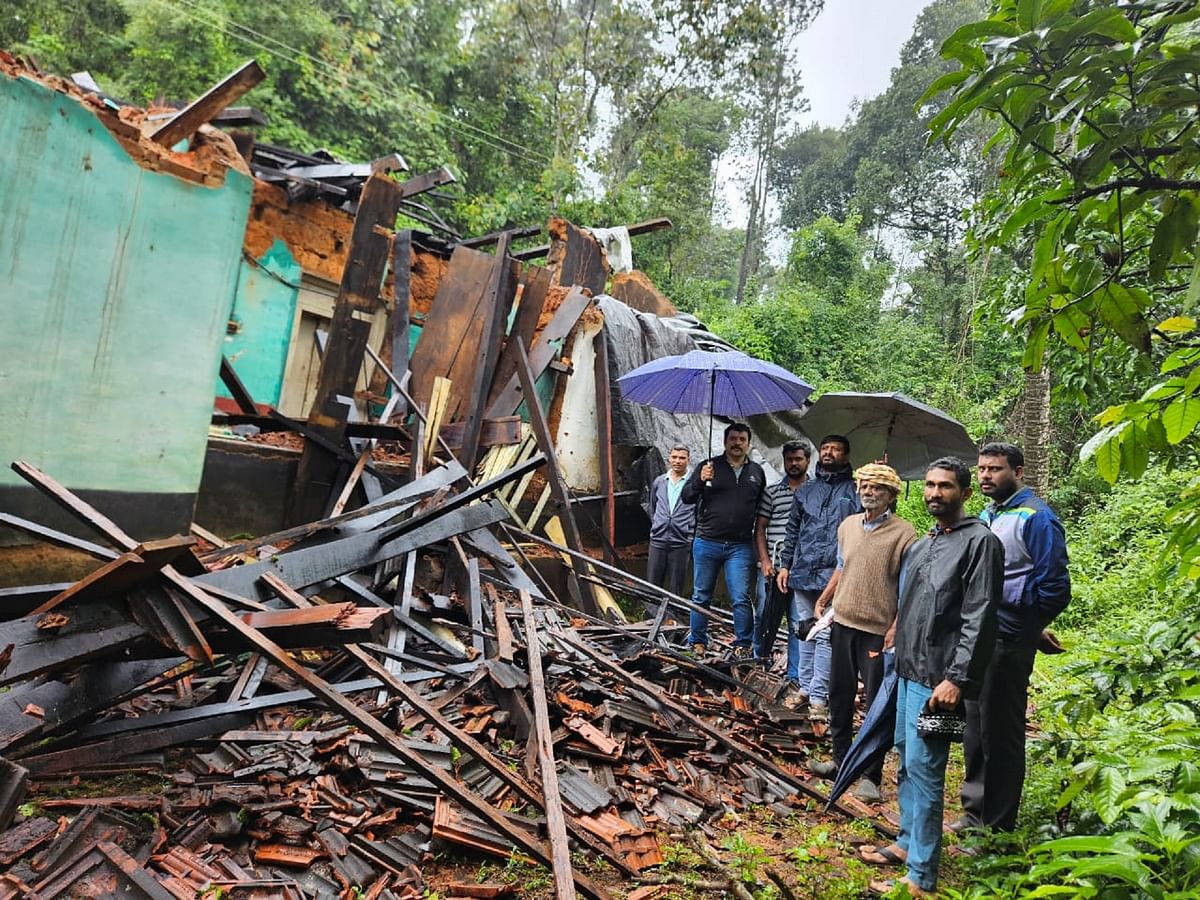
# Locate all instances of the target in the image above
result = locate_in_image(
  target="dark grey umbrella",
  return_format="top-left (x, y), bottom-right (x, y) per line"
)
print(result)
top-left (826, 650), bottom-right (898, 809)
top-left (798, 392), bottom-right (977, 480)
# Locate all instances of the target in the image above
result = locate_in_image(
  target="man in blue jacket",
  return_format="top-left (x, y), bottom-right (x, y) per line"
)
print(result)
top-left (776, 435), bottom-right (861, 720)
top-left (647, 444), bottom-right (697, 600)
top-left (956, 442), bottom-right (1071, 833)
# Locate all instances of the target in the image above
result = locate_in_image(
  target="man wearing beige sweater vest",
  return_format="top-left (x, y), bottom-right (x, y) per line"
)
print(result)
top-left (808, 463), bottom-right (916, 802)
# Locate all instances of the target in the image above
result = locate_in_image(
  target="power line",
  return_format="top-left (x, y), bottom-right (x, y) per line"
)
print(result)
top-left (145, 0), bottom-right (552, 165)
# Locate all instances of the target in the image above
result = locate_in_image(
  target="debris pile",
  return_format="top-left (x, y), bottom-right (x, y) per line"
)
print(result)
top-left (0, 433), bottom-right (889, 898)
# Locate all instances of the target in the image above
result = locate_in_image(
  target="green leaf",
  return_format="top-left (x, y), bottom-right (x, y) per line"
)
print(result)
top-left (1163, 397), bottom-right (1200, 444)
top-left (1162, 347), bottom-right (1200, 374)
top-left (1149, 201), bottom-right (1186, 281)
top-left (1097, 283), bottom-right (1151, 352)
top-left (1093, 767), bottom-right (1127, 824)
top-left (1052, 304), bottom-right (1090, 351)
top-left (1120, 422), bottom-right (1149, 480)
top-left (915, 69), bottom-right (971, 107)
top-left (941, 19), bottom-right (1022, 53)
top-left (1186, 367), bottom-right (1200, 396)
top-left (1001, 193), bottom-right (1061, 243)
top-left (1022, 319), bottom-right (1051, 371)
top-left (1082, 424), bottom-right (1126, 483)
top-left (1055, 8), bottom-right (1138, 46)
top-left (1017, 0), bottom-right (1042, 30)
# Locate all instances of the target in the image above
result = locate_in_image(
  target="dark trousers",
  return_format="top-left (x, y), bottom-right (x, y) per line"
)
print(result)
top-left (961, 636), bottom-right (1038, 831)
top-left (647, 541), bottom-right (690, 602)
top-left (829, 622), bottom-right (886, 784)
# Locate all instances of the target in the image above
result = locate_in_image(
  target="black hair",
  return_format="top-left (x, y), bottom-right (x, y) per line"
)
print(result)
top-left (725, 422), bottom-right (752, 440)
top-left (978, 441), bottom-right (1024, 470)
top-left (818, 434), bottom-right (851, 453)
top-left (782, 440), bottom-right (810, 458)
top-left (927, 456), bottom-right (972, 490)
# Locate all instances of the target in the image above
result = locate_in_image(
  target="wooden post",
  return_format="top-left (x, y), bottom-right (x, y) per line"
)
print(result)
top-left (288, 174), bottom-right (405, 525)
top-left (592, 330), bottom-right (616, 564)
top-left (513, 339), bottom-right (601, 617)
top-left (520, 590), bottom-right (577, 899)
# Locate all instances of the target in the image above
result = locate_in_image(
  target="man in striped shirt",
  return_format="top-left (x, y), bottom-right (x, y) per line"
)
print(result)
top-left (754, 440), bottom-right (811, 703)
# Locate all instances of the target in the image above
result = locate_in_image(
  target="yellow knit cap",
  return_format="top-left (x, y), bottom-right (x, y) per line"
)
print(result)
top-left (854, 463), bottom-right (904, 494)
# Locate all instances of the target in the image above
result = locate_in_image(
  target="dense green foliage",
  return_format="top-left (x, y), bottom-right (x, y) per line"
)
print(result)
top-left (923, 1), bottom-right (1200, 896)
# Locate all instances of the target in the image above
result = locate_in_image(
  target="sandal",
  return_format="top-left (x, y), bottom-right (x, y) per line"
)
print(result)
top-left (868, 877), bottom-right (935, 898)
top-left (859, 844), bottom-right (908, 867)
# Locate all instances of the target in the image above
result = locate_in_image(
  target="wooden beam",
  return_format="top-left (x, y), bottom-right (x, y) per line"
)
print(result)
top-left (512, 340), bottom-right (600, 616)
top-left (511, 218), bottom-right (673, 261)
top-left (519, 590), bottom-right (576, 899)
top-left (486, 287), bottom-right (592, 419)
top-left (288, 174), bottom-right (406, 525)
top-left (389, 229), bottom-right (412, 419)
top-left (219, 356), bottom-right (259, 416)
top-left (151, 60), bottom-right (265, 148)
top-left (592, 331), bottom-right (616, 563)
top-left (10, 462), bottom-right (213, 664)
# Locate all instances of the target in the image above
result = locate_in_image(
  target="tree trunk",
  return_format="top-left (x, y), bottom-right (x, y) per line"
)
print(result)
top-left (1021, 368), bottom-right (1052, 496)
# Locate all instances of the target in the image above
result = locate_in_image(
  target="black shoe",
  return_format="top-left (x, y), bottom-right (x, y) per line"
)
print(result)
top-left (808, 759), bottom-right (838, 779)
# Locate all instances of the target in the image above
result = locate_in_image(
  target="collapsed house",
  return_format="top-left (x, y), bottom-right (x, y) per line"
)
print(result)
top-left (0, 55), bottom-right (849, 899)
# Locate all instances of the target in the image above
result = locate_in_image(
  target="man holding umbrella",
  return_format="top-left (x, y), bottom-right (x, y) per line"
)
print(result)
top-left (681, 423), bottom-right (766, 659)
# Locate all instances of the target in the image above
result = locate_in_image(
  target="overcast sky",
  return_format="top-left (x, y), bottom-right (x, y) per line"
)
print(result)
top-left (715, 0), bottom-right (930, 232)
top-left (793, 0), bottom-right (931, 128)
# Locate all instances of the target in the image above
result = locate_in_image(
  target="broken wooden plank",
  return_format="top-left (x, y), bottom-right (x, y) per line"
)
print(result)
top-left (592, 330), bottom-right (616, 564)
top-left (31, 537), bottom-right (196, 615)
top-left (197, 499), bottom-right (508, 597)
top-left (151, 60), bottom-right (266, 148)
top-left (408, 245), bottom-right (505, 427)
top-left (486, 265), bottom-right (552, 412)
top-left (458, 233), bottom-right (515, 471)
top-left (519, 590), bottom-right (576, 900)
top-left (200, 460), bottom-right (466, 563)
top-left (219, 355), bottom-right (259, 416)
top-left (512, 339), bottom-right (598, 616)
top-left (288, 173), bottom-right (407, 525)
top-left (486, 287), bottom-right (592, 419)
top-left (11, 462), bottom-right (213, 664)
top-left (261, 574), bottom-right (632, 878)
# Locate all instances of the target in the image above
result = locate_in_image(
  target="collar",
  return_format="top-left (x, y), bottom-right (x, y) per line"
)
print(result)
top-left (863, 509), bottom-right (891, 526)
top-left (927, 515), bottom-right (980, 537)
top-left (815, 462), bottom-right (853, 484)
top-left (989, 486), bottom-right (1033, 511)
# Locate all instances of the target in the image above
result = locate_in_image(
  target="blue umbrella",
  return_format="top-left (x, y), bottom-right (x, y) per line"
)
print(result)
top-left (617, 349), bottom-right (814, 419)
top-left (826, 649), bottom-right (899, 809)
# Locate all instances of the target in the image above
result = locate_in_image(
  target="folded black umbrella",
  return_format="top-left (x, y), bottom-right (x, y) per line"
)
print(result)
top-left (826, 649), bottom-right (899, 809)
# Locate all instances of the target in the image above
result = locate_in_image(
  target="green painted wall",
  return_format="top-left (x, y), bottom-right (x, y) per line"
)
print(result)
top-left (217, 239), bottom-right (301, 407)
top-left (0, 73), bottom-right (253, 497)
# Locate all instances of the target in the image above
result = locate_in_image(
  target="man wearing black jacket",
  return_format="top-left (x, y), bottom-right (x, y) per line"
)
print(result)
top-left (877, 457), bottom-right (1002, 898)
top-left (681, 423), bottom-right (765, 659)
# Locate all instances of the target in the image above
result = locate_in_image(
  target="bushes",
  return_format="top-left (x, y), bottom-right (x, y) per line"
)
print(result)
top-left (954, 468), bottom-right (1200, 897)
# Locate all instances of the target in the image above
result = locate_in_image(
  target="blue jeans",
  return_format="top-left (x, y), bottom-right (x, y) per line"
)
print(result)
top-left (754, 575), bottom-right (801, 682)
top-left (895, 678), bottom-right (951, 892)
top-left (793, 589), bottom-right (831, 704)
top-left (689, 538), bottom-right (755, 648)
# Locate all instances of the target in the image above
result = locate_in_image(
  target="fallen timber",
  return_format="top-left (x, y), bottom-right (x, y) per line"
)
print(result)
top-left (0, 433), bottom-right (904, 896)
